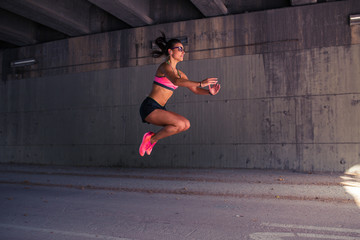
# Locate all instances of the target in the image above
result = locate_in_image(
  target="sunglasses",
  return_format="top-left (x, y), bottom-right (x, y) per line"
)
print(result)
top-left (171, 46), bottom-right (185, 52)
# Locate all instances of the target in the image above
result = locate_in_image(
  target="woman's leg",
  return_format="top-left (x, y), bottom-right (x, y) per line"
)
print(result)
top-left (145, 109), bottom-right (190, 143)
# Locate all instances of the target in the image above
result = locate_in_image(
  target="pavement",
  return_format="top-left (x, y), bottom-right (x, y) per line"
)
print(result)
top-left (0, 163), bottom-right (359, 205)
top-left (1, 164), bottom-right (360, 240)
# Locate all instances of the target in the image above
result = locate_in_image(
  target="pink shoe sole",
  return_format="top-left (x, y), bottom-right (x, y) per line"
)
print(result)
top-left (139, 132), bottom-right (154, 156)
top-left (146, 140), bottom-right (157, 155)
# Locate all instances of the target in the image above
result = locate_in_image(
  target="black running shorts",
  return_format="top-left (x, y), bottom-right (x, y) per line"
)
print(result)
top-left (139, 97), bottom-right (166, 123)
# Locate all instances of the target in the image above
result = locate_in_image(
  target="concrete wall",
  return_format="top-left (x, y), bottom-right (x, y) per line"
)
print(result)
top-left (1, 0), bottom-right (360, 172)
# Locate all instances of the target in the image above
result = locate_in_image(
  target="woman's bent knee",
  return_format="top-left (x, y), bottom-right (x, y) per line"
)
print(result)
top-left (179, 119), bottom-right (190, 132)
top-left (184, 119), bottom-right (190, 131)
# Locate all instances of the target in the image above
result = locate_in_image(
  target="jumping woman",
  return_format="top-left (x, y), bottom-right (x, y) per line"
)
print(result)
top-left (139, 33), bottom-right (221, 156)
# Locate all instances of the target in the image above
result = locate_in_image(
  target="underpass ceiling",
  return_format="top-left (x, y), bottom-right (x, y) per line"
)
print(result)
top-left (0, 0), bottom-right (339, 50)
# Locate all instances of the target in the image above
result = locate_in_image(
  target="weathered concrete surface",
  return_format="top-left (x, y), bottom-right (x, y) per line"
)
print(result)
top-left (1, 44), bottom-right (360, 171)
top-left (1, 0), bottom-right (359, 80)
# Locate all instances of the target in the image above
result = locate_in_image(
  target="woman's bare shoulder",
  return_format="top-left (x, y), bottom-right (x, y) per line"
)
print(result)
top-left (156, 62), bottom-right (171, 75)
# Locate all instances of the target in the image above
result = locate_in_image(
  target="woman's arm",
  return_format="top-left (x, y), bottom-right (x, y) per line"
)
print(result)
top-left (163, 64), bottom-right (217, 88)
top-left (188, 83), bottom-right (221, 95)
top-left (180, 70), bottom-right (221, 95)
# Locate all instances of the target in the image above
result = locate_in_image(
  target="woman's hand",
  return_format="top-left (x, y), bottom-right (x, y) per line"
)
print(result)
top-left (209, 83), bottom-right (221, 95)
top-left (200, 78), bottom-right (218, 87)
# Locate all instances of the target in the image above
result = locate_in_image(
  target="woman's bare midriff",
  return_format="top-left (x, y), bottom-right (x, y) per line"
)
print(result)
top-left (148, 84), bottom-right (174, 107)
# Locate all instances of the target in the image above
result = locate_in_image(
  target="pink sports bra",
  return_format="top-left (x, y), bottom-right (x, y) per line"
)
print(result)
top-left (153, 76), bottom-right (179, 91)
top-left (153, 61), bottom-right (181, 91)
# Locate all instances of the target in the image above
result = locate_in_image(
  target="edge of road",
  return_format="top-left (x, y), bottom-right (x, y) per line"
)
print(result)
top-left (0, 163), bottom-right (359, 204)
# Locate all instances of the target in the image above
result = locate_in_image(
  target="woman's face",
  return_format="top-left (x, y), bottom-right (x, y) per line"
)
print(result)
top-left (169, 43), bottom-right (185, 62)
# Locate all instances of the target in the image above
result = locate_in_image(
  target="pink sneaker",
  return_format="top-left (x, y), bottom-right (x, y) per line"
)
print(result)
top-left (139, 132), bottom-right (154, 156)
top-left (146, 140), bottom-right (157, 155)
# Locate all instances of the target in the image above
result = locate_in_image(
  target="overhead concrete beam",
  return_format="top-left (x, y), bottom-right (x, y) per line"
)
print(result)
top-left (190, 0), bottom-right (228, 17)
top-left (290, 0), bottom-right (317, 6)
top-left (0, 0), bottom-right (92, 36)
top-left (89, 0), bottom-right (153, 27)
top-left (0, 8), bottom-right (37, 46)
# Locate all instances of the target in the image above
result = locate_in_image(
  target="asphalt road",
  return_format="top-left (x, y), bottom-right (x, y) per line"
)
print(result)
top-left (0, 165), bottom-right (359, 240)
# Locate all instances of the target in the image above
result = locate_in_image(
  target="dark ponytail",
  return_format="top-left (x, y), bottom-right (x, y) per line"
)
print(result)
top-left (152, 32), bottom-right (182, 58)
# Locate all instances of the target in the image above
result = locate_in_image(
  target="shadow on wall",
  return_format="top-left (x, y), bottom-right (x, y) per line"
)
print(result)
top-left (341, 164), bottom-right (360, 208)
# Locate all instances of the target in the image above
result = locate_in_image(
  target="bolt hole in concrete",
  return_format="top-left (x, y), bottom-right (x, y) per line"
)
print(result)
top-left (341, 164), bottom-right (360, 208)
